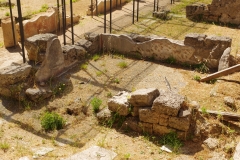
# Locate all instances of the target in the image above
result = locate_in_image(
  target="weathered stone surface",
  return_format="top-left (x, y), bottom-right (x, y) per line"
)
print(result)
top-left (129, 34), bottom-right (152, 42)
top-left (19, 156), bottom-right (30, 160)
top-left (177, 131), bottom-right (187, 141)
top-left (108, 91), bottom-right (130, 116)
top-left (131, 106), bottom-right (140, 117)
top-left (186, 0), bottom-right (240, 25)
top-left (233, 142), bottom-right (240, 160)
top-left (224, 141), bottom-right (235, 153)
top-left (188, 101), bottom-right (200, 110)
top-left (224, 96), bottom-right (236, 110)
top-left (153, 124), bottom-right (175, 136)
top-left (152, 90), bottom-right (185, 116)
top-left (159, 114), bottom-right (169, 126)
top-left (139, 107), bottom-right (159, 123)
top-left (184, 33), bottom-right (207, 47)
top-left (75, 39), bottom-right (98, 54)
top-left (96, 107), bottom-right (112, 121)
top-left (218, 47), bottom-right (231, 71)
top-left (16, 8), bottom-right (58, 41)
top-left (203, 138), bottom-right (219, 150)
top-left (129, 88), bottom-right (160, 106)
top-left (35, 38), bottom-right (65, 84)
top-left (0, 63), bottom-right (32, 86)
top-left (178, 108), bottom-right (191, 118)
top-left (1, 17), bottom-right (17, 48)
top-left (139, 122), bottom-right (153, 134)
top-left (25, 33), bottom-right (57, 62)
top-left (84, 32), bottom-right (99, 42)
top-left (0, 82), bottom-right (26, 100)
top-left (123, 117), bottom-right (142, 133)
top-left (152, 10), bottom-right (170, 20)
top-left (62, 45), bottom-right (86, 65)
top-left (169, 117), bottom-right (190, 131)
top-left (25, 87), bottom-right (52, 102)
top-left (32, 147), bottom-right (54, 158)
top-left (64, 145), bottom-right (117, 160)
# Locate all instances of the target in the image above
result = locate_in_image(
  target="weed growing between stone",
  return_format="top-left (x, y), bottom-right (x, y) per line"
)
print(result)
top-left (0, 140), bottom-right (10, 152)
top-left (90, 97), bottom-right (102, 113)
top-left (117, 61), bottom-right (128, 68)
top-left (92, 54), bottom-right (100, 61)
top-left (104, 112), bottom-right (126, 128)
top-left (193, 75), bottom-right (201, 82)
top-left (159, 132), bottom-right (183, 153)
top-left (165, 56), bottom-right (177, 64)
top-left (40, 112), bottom-right (65, 131)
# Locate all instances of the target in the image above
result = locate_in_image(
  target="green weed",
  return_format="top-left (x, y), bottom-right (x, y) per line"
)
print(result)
top-left (193, 75), bottom-right (201, 82)
top-left (194, 63), bottom-right (209, 73)
top-left (92, 54), bottom-right (100, 61)
top-left (112, 78), bottom-right (120, 84)
top-left (106, 92), bottom-right (113, 98)
top-left (5, 12), bottom-right (9, 16)
top-left (40, 112), bottom-right (66, 131)
top-left (80, 63), bottom-right (88, 70)
top-left (159, 132), bottom-right (182, 153)
top-left (39, 4), bottom-right (48, 12)
top-left (201, 107), bottom-right (208, 115)
top-left (105, 112), bottom-right (125, 128)
top-left (117, 61), bottom-right (128, 69)
top-left (165, 56), bottom-right (176, 64)
top-left (0, 141), bottom-right (10, 152)
top-left (124, 153), bottom-right (131, 159)
top-left (96, 71), bottom-right (103, 76)
top-left (90, 97), bottom-right (102, 113)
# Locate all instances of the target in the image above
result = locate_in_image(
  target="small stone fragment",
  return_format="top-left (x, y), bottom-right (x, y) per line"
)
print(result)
top-left (203, 138), bottom-right (219, 150)
top-left (224, 96), bottom-right (236, 110)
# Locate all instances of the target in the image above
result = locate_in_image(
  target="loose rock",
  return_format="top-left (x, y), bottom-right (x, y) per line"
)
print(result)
top-left (224, 96), bottom-right (236, 110)
top-left (203, 138), bottom-right (219, 149)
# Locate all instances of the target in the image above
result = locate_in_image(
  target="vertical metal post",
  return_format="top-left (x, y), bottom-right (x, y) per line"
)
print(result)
top-left (9, 0), bottom-right (16, 47)
top-left (91, 0), bottom-right (93, 18)
top-left (157, 0), bottom-right (159, 12)
top-left (57, 0), bottom-right (60, 32)
top-left (137, 0), bottom-right (139, 22)
top-left (70, 0), bottom-right (74, 44)
top-left (95, 0), bottom-right (98, 16)
top-left (16, 0), bottom-right (26, 63)
top-left (153, 0), bottom-right (156, 12)
top-left (132, 0), bottom-right (135, 24)
top-left (116, 0), bottom-right (118, 8)
top-left (110, 0), bottom-right (112, 33)
top-left (104, 0), bottom-right (106, 33)
top-left (62, 0), bottom-right (66, 45)
top-left (120, 0), bottom-right (121, 6)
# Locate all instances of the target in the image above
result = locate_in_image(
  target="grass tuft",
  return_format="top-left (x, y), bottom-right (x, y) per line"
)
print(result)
top-left (91, 97), bottom-right (102, 113)
top-left (159, 132), bottom-right (182, 153)
top-left (41, 112), bottom-right (65, 131)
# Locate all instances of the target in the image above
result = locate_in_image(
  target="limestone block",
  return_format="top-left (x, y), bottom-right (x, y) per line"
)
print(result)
top-left (96, 107), bottom-right (112, 121)
top-left (153, 124), bottom-right (175, 136)
top-left (0, 82), bottom-right (26, 100)
top-left (233, 142), bottom-right (240, 160)
top-left (139, 107), bottom-right (159, 123)
top-left (169, 117), bottom-right (190, 131)
top-left (152, 90), bottom-right (185, 116)
top-left (159, 114), bottom-right (169, 126)
top-left (25, 87), bottom-right (52, 102)
top-left (129, 88), bottom-right (160, 106)
top-left (131, 106), bottom-right (140, 117)
top-left (178, 108), bottom-right (191, 118)
top-left (129, 34), bottom-right (152, 42)
top-left (75, 45), bottom-right (86, 60)
top-left (184, 33), bottom-right (207, 47)
top-left (122, 117), bottom-right (142, 133)
top-left (108, 91), bottom-right (130, 116)
top-left (218, 47), bottom-right (231, 71)
top-left (0, 63), bottom-right (32, 86)
top-left (35, 38), bottom-right (65, 83)
top-left (84, 32), bottom-right (99, 42)
top-left (1, 17), bottom-right (17, 48)
top-left (25, 33), bottom-right (57, 62)
top-left (75, 39), bottom-right (98, 54)
top-left (177, 130), bottom-right (187, 141)
top-left (139, 122), bottom-right (153, 134)
top-left (62, 45), bottom-right (77, 62)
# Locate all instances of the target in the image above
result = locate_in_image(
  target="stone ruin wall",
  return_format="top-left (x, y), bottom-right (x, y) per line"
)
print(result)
top-left (106, 88), bottom-right (196, 140)
top-left (186, 0), bottom-right (240, 25)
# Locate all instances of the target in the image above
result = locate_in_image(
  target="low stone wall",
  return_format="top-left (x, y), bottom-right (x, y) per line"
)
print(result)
top-left (186, 0), bottom-right (240, 25)
top-left (99, 33), bottom-right (231, 69)
top-left (105, 88), bottom-right (196, 140)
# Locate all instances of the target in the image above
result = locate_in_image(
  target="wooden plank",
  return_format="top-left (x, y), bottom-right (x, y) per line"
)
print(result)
top-left (198, 109), bottom-right (240, 121)
top-left (200, 64), bottom-right (240, 82)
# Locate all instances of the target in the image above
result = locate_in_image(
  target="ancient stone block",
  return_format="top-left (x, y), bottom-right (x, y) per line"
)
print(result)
top-left (75, 39), bottom-right (98, 54)
top-left (26, 87), bottom-right (52, 102)
top-left (177, 130), bottom-right (187, 141)
top-left (131, 106), bottom-right (140, 117)
top-left (139, 122), bottom-right (153, 134)
top-left (218, 47), bottom-right (231, 71)
top-left (1, 17), bottom-right (17, 48)
top-left (139, 107), bottom-right (159, 124)
top-left (0, 63), bottom-right (32, 86)
top-left (35, 38), bottom-right (65, 84)
top-left (108, 91), bottom-right (130, 116)
top-left (178, 108), bottom-right (191, 118)
top-left (159, 114), bottom-right (169, 126)
top-left (129, 88), bottom-right (160, 106)
top-left (122, 117), bottom-right (142, 133)
top-left (96, 107), bottom-right (112, 121)
top-left (153, 124), bottom-right (175, 136)
top-left (169, 117), bottom-right (190, 131)
top-left (152, 90), bottom-right (185, 116)
top-left (184, 33), bottom-right (207, 47)
top-left (25, 33), bottom-right (57, 62)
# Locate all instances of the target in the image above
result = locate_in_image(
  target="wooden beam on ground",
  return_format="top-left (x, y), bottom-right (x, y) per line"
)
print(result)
top-left (198, 109), bottom-right (240, 121)
top-left (200, 64), bottom-right (240, 82)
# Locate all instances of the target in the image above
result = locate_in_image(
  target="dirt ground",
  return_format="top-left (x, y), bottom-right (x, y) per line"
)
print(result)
top-left (0, 0), bottom-right (240, 160)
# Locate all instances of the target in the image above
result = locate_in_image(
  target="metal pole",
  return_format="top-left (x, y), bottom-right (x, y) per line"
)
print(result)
top-left (95, 0), bottom-right (98, 16)
top-left (57, 0), bottom-right (60, 32)
top-left (137, 0), bottom-right (139, 21)
top-left (16, 0), bottom-right (26, 63)
top-left (9, 0), bottom-right (16, 47)
top-left (70, 0), bottom-right (74, 44)
top-left (91, 0), bottom-right (93, 18)
top-left (62, 0), bottom-right (66, 45)
top-left (110, 0), bottom-right (112, 33)
top-left (104, 0), bottom-right (106, 33)
top-left (157, 0), bottom-right (159, 12)
top-left (153, 0), bottom-right (156, 12)
top-left (120, 0), bottom-right (121, 6)
top-left (116, 0), bottom-right (118, 8)
top-left (132, 0), bottom-right (135, 24)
